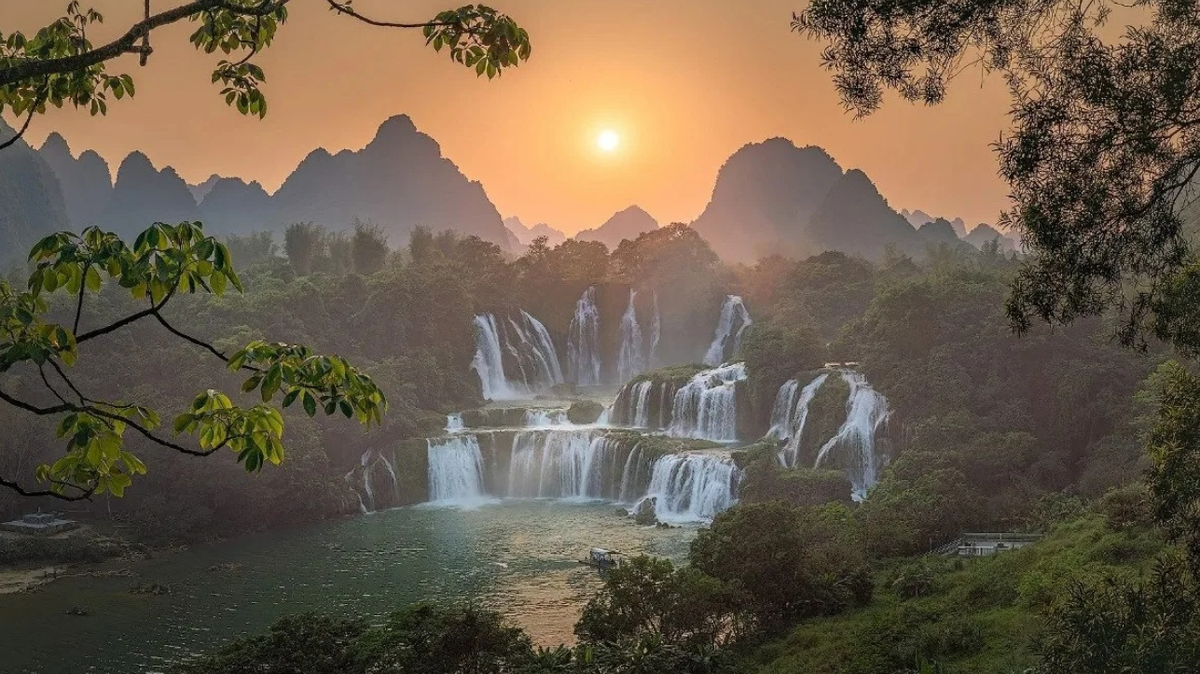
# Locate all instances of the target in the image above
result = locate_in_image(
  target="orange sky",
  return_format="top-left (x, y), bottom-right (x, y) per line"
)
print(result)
top-left (2, 0), bottom-right (1014, 234)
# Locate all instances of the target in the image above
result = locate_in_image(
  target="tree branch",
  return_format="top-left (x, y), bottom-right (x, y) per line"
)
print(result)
top-left (0, 89), bottom-right (47, 151)
top-left (323, 1), bottom-right (454, 29)
top-left (151, 310), bottom-right (260, 372)
top-left (75, 288), bottom-right (175, 343)
top-left (0, 387), bottom-right (73, 416)
top-left (0, 0), bottom-right (291, 88)
top-left (0, 476), bottom-right (94, 502)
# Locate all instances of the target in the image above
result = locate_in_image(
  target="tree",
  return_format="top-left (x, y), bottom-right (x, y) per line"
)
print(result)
top-left (224, 231), bottom-right (279, 268)
top-left (0, 223), bottom-right (387, 500)
top-left (0, 1), bottom-right (532, 150)
top-left (284, 222), bottom-right (324, 276)
top-left (794, 0), bottom-right (1200, 353)
top-left (350, 219), bottom-right (390, 275)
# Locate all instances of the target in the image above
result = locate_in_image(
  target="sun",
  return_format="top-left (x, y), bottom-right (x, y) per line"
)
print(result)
top-left (597, 129), bottom-right (620, 152)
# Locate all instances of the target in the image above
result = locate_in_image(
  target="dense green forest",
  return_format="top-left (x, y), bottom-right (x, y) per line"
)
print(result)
top-left (2, 219), bottom-right (1177, 672)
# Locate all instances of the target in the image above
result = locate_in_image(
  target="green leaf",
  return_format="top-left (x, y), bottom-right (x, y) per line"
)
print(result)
top-left (302, 391), bottom-right (316, 417)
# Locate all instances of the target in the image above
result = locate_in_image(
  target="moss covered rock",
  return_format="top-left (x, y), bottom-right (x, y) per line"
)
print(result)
top-left (567, 400), bottom-right (605, 424)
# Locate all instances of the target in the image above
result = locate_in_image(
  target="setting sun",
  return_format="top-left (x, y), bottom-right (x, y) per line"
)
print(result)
top-left (597, 129), bottom-right (620, 152)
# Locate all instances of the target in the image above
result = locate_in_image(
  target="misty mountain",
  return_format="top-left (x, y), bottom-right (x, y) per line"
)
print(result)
top-left (903, 209), bottom-right (967, 238)
top-left (691, 139), bottom-right (846, 262)
top-left (804, 169), bottom-right (927, 259)
top-left (196, 178), bottom-right (274, 236)
top-left (965, 223), bottom-right (1018, 251)
top-left (98, 151), bottom-right (198, 239)
top-left (188, 174), bottom-right (222, 204)
top-left (38, 132), bottom-right (111, 229)
top-left (503, 224), bottom-right (523, 251)
top-left (0, 120), bottom-right (69, 263)
top-left (504, 216), bottom-right (566, 246)
top-left (574, 205), bottom-right (658, 249)
top-left (268, 115), bottom-right (510, 249)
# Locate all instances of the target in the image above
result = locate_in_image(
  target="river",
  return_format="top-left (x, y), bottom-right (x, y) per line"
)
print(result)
top-left (0, 501), bottom-right (696, 674)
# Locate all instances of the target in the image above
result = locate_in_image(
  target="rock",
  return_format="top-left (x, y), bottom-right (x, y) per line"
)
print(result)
top-left (614, 508), bottom-right (629, 517)
top-left (634, 497), bottom-right (659, 526)
top-left (567, 400), bottom-right (605, 425)
top-left (65, 606), bottom-right (89, 616)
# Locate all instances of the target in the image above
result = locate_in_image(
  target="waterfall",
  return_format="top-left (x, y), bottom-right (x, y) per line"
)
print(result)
top-left (567, 287), bottom-right (602, 386)
top-left (617, 443), bottom-right (645, 503)
top-left (766, 379), bottom-right (801, 440)
top-left (814, 371), bottom-right (890, 500)
top-left (523, 408), bottom-right (569, 428)
top-left (471, 314), bottom-right (513, 400)
top-left (506, 430), bottom-right (619, 499)
top-left (618, 290), bottom-right (646, 383)
top-left (633, 380), bottom-right (654, 428)
top-left (773, 374), bottom-right (830, 468)
top-left (649, 293), bottom-right (661, 369)
top-left (471, 311), bottom-right (563, 399)
top-left (703, 296), bottom-right (752, 366)
top-left (668, 363), bottom-right (746, 442)
top-left (642, 453), bottom-right (739, 521)
top-left (427, 436), bottom-right (487, 504)
top-left (446, 413), bottom-right (464, 433)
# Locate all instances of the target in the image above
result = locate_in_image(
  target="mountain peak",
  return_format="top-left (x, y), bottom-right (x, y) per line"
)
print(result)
top-left (575, 205), bottom-right (658, 248)
top-left (40, 132), bottom-right (72, 157)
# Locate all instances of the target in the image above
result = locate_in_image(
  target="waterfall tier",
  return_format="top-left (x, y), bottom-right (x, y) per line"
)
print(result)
top-left (814, 371), bottom-right (890, 500)
top-left (769, 373), bottom-right (830, 468)
top-left (611, 363), bottom-right (747, 442)
top-left (617, 290), bottom-right (647, 384)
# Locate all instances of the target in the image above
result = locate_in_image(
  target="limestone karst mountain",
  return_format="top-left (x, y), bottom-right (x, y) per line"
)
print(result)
top-left (965, 223), bottom-right (1018, 251)
top-left (38, 132), bottom-right (111, 229)
top-left (196, 178), bottom-right (274, 236)
top-left (268, 114), bottom-right (510, 249)
top-left (98, 151), bottom-right (198, 239)
top-left (504, 216), bottom-right (566, 246)
top-left (0, 120), bottom-right (69, 263)
top-left (187, 174), bottom-right (222, 204)
top-left (574, 205), bottom-right (658, 249)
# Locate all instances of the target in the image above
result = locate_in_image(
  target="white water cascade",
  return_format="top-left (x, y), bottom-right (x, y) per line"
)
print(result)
top-left (649, 292), bottom-right (662, 369)
top-left (618, 290), bottom-right (646, 383)
top-left (703, 295), bottom-right (752, 366)
top-left (770, 374), bottom-right (830, 468)
top-left (471, 311), bottom-right (563, 399)
top-left (446, 413), bottom-right (465, 433)
top-left (567, 287), bottom-right (602, 386)
top-left (814, 371), bottom-right (890, 500)
top-left (523, 408), bottom-right (569, 428)
top-left (427, 436), bottom-right (487, 504)
top-left (641, 453), bottom-right (740, 521)
top-left (668, 363), bottom-right (747, 442)
top-left (507, 430), bottom-right (616, 499)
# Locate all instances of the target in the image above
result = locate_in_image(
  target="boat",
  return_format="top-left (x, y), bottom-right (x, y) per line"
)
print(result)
top-left (579, 547), bottom-right (624, 569)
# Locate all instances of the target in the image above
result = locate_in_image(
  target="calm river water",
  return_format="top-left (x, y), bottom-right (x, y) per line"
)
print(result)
top-left (0, 501), bottom-right (696, 674)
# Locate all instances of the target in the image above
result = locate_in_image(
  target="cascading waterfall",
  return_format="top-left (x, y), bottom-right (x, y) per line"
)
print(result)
top-left (641, 453), bottom-right (740, 521)
top-left (446, 413), bottom-right (464, 433)
top-left (814, 371), bottom-right (890, 500)
top-left (618, 290), bottom-right (646, 383)
top-left (506, 430), bottom-right (626, 499)
top-left (766, 379), bottom-right (801, 440)
top-left (471, 311), bottom-right (563, 399)
top-left (772, 374), bottom-right (830, 468)
top-left (427, 436), bottom-right (487, 504)
top-left (471, 314), bottom-right (513, 400)
top-left (567, 287), bottom-right (602, 386)
top-left (523, 408), bottom-right (569, 427)
top-left (703, 295), bottom-right (752, 366)
top-left (668, 363), bottom-right (746, 442)
top-left (649, 293), bottom-right (661, 370)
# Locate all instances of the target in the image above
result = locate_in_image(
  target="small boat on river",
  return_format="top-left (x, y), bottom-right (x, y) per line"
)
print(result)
top-left (579, 548), bottom-right (624, 569)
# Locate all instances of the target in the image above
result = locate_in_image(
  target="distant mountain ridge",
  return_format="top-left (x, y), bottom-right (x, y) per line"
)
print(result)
top-left (504, 217), bottom-right (566, 246)
top-left (0, 120), bottom-right (69, 264)
top-left (574, 205), bottom-right (658, 249)
top-left (28, 115), bottom-right (513, 250)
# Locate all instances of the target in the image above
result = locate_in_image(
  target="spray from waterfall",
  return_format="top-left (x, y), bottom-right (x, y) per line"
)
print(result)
top-left (814, 371), bottom-right (890, 500)
top-left (567, 287), bottom-right (602, 386)
top-left (704, 296), bottom-right (752, 366)
top-left (649, 293), bottom-right (662, 369)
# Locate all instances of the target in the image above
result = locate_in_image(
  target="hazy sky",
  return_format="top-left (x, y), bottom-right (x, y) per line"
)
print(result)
top-left (2, 0), bottom-right (1013, 234)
